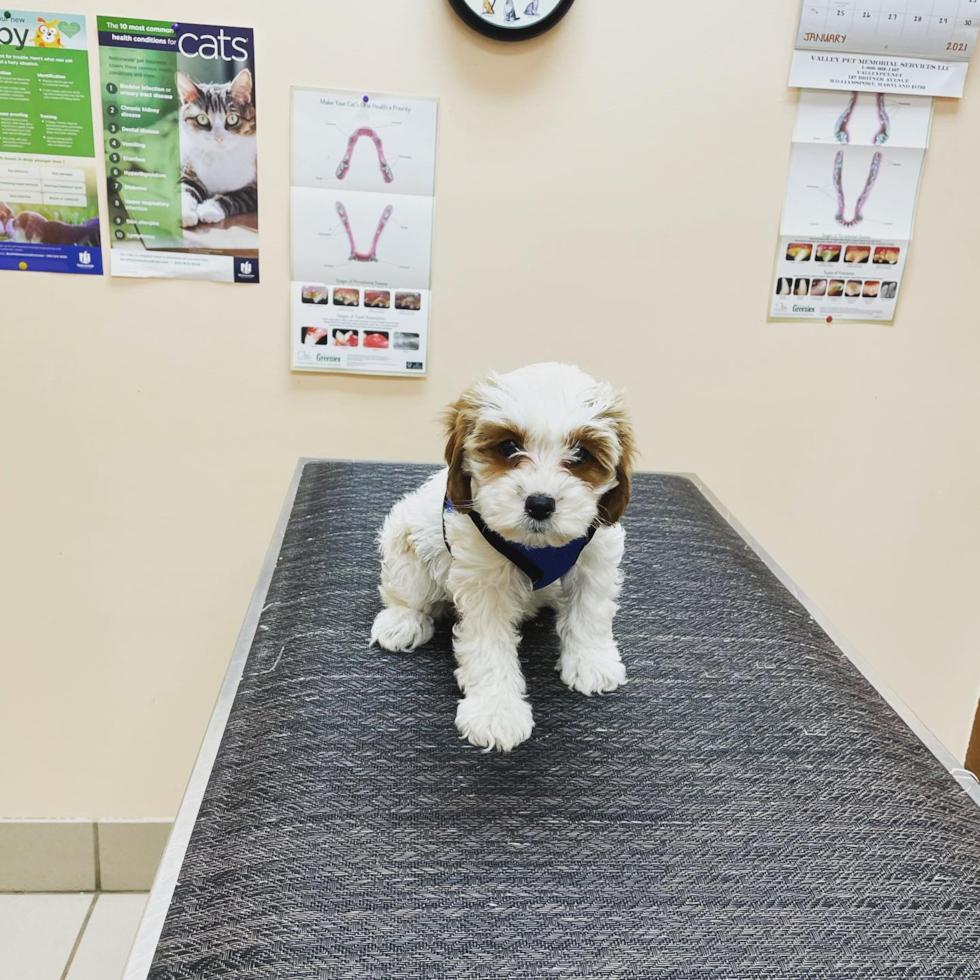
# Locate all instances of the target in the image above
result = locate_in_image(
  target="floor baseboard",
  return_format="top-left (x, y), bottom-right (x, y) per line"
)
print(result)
top-left (0, 819), bottom-right (173, 893)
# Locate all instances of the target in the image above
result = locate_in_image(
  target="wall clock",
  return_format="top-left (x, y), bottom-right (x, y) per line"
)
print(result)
top-left (448, 0), bottom-right (576, 41)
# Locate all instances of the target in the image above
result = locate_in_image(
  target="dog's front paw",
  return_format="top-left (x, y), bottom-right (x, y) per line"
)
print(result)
top-left (455, 693), bottom-right (534, 752)
top-left (371, 607), bottom-right (434, 653)
top-left (558, 642), bottom-right (627, 696)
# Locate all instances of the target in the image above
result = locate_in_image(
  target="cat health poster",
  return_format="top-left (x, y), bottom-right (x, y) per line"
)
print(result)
top-left (97, 17), bottom-right (259, 283)
top-left (290, 88), bottom-right (439, 377)
top-left (0, 10), bottom-right (103, 275)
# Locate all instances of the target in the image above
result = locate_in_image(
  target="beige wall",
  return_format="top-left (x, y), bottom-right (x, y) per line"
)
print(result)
top-left (2, 0), bottom-right (979, 819)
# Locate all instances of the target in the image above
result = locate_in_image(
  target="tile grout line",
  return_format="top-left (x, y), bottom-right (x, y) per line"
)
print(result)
top-left (0, 888), bottom-right (149, 895)
top-left (93, 823), bottom-right (102, 891)
top-left (59, 893), bottom-right (98, 980)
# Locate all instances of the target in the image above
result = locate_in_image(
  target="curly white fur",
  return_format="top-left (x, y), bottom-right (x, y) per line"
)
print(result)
top-left (371, 363), bottom-right (633, 752)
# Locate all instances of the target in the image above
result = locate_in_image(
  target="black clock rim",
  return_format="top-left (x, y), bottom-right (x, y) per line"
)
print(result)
top-left (447, 0), bottom-right (576, 41)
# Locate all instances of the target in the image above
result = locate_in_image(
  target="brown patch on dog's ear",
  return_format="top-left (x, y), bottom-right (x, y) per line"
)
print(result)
top-left (442, 391), bottom-right (478, 512)
top-left (598, 401), bottom-right (636, 525)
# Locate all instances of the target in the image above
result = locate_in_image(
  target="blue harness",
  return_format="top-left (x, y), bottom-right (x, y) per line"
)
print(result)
top-left (443, 497), bottom-right (595, 591)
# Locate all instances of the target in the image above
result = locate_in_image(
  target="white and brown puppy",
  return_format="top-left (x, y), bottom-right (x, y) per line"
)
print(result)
top-left (371, 363), bottom-right (635, 752)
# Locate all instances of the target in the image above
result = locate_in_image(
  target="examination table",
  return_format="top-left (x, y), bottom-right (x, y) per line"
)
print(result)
top-left (124, 460), bottom-right (980, 979)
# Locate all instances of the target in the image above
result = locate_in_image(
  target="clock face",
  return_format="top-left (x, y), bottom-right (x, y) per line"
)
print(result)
top-left (448, 0), bottom-right (576, 41)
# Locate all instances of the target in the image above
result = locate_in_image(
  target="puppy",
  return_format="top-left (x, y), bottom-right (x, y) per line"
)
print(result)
top-left (371, 363), bottom-right (635, 752)
top-left (7, 210), bottom-right (46, 242)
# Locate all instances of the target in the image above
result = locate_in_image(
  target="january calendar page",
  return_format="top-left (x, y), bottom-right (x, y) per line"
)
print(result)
top-left (791, 0), bottom-right (980, 96)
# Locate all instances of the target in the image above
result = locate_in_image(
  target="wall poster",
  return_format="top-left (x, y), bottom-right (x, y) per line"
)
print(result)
top-left (790, 0), bottom-right (980, 96)
top-left (290, 88), bottom-right (438, 377)
top-left (770, 89), bottom-right (932, 323)
top-left (97, 16), bottom-right (259, 282)
top-left (0, 10), bottom-right (102, 275)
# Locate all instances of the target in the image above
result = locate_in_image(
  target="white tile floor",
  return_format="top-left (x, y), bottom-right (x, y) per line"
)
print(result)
top-left (0, 893), bottom-right (147, 980)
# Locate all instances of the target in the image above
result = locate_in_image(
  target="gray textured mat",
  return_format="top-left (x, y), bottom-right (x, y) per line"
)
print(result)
top-left (148, 461), bottom-right (980, 979)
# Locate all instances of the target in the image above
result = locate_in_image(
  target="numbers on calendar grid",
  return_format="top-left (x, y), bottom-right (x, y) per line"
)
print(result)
top-left (798, 0), bottom-right (979, 58)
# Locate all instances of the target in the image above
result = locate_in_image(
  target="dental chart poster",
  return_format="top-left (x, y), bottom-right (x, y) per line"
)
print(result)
top-left (771, 90), bottom-right (932, 322)
top-left (0, 10), bottom-right (102, 275)
top-left (97, 17), bottom-right (259, 283)
top-left (290, 88), bottom-right (438, 377)
top-left (790, 0), bottom-right (980, 96)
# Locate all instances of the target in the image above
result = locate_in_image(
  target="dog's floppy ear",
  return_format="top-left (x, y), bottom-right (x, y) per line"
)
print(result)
top-left (442, 392), bottom-right (477, 512)
top-left (598, 400), bottom-right (636, 525)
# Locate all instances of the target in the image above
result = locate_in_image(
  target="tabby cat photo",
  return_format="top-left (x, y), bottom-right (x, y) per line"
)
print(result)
top-left (176, 69), bottom-right (258, 229)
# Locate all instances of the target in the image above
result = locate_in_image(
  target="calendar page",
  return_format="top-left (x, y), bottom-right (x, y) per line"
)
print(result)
top-left (790, 0), bottom-right (980, 96)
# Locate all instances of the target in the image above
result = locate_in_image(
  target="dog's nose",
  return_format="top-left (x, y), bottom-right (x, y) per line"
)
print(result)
top-left (525, 495), bottom-right (556, 521)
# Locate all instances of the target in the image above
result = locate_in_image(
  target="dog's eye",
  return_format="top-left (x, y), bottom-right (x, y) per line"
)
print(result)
top-left (498, 439), bottom-right (522, 458)
top-left (570, 445), bottom-right (592, 465)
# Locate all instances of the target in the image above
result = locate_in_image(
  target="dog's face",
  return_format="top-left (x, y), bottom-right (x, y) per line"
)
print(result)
top-left (444, 363), bottom-right (635, 547)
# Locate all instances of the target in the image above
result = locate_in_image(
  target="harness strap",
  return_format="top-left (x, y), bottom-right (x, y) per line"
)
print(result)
top-left (443, 495), bottom-right (596, 591)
